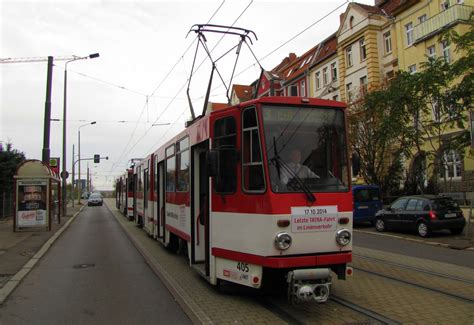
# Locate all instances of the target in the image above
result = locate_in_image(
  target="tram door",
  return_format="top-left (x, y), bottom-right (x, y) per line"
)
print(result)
top-left (133, 173), bottom-right (138, 221)
top-left (191, 142), bottom-right (210, 275)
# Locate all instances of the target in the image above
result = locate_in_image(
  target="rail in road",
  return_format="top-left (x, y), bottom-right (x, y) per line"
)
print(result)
top-left (353, 254), bottom-right (474, 303)
top-left (104, 199), bottom-right (474, 324)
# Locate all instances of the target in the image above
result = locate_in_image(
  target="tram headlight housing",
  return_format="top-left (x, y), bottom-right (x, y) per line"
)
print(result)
top-left (335, 229), bottom-right (351, 246)
top-left (274, 232), bottom-right (292, 250)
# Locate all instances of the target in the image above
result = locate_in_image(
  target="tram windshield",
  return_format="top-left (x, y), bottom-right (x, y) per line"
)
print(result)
top-left (262, 105), bottom-right (349, 193)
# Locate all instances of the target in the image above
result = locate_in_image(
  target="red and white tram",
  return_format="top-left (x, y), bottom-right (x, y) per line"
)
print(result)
top-left (116, 168), bottom-right (135, 220)
top-left (117, 96), bottom-right (353, 303)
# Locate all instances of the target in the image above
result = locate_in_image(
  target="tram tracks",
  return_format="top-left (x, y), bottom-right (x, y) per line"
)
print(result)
top-left (257, 290), bottom-right (402, 324)
top-left (352, 253), bottom-right (474, 304)
top-left (255, 250), bottom-right (474, 324)
top-left (354, 253), bottom-right (474, 284)
top-left (330, 295), bottom-right (401, 325)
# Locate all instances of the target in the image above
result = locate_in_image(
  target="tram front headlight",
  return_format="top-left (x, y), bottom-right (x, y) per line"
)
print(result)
top-left (274, 232), bottom-right (292, 250)
top-left (336, 229), bottom-right (351, 246)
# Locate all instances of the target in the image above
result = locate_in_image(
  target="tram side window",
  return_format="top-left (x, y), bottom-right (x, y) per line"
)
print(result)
top-left (166, 145), bottom-right (176, 192)
top-left (176, 137), bottom-right (190, 192)
top-left (144, 168), bottom-right (149, 208)
top-left (138, 166), bottom-right (143, 193)
top-left (213, 117), bottom-right (237, 194)
top-left (154, 159), bottom-right (158, 199)
top-left (242, 107), bottom-right (265, 192)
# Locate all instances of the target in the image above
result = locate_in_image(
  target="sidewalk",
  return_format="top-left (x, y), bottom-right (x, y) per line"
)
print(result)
top-left (0, 202), bottom-right (84, 304)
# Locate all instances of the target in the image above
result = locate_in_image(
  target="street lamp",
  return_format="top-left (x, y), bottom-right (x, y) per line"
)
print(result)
top-left (77, 121), bottom-right (96, 204)
top-left (62, 53), bottom-right (99, 215)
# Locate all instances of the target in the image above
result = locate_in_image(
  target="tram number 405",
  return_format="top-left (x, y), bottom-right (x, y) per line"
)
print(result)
top-left (237, 262), bottom-right (249, 272)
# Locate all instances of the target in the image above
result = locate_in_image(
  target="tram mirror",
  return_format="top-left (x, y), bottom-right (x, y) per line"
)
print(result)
top-left (206, 150), bottom-right (219, 177)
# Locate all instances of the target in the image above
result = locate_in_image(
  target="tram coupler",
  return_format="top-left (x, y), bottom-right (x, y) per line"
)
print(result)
top-left (287, 268), bottom-right (331, 304)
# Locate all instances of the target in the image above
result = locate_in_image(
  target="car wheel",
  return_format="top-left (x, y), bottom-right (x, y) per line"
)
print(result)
top-left (375, 218), bottom-right (386, 232)
top-left (417, 221), bottom-right (431, 238)
top-left (450, 228), bottom-right (463, 235)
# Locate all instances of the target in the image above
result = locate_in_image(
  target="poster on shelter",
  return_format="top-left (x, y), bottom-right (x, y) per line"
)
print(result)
top-left (17, 181), bottom-right (48, 226)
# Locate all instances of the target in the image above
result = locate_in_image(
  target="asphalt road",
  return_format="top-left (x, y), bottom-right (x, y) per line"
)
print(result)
top-left (0, 204), bottom-right (191, 325)
top-left (353, 228), bottom-right (474, 268)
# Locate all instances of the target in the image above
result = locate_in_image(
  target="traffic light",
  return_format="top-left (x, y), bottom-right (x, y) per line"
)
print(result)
top-left (94, 154), bottom-right (100, 163)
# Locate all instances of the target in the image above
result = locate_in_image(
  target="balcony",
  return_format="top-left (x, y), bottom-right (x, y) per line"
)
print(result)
top-left (413, 4), bottom-right (473, 44)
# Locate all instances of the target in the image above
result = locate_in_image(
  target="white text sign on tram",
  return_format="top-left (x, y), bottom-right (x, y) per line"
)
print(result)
top-left (291, 206), bottom-right (338, 233)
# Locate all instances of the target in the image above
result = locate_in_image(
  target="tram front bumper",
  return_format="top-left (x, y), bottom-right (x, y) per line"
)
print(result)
top-left (287, 268), bottom-right (331, 303)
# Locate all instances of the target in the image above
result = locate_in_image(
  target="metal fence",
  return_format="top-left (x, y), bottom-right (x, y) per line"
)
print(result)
top-left (0, 191), bottom-right (14, 218)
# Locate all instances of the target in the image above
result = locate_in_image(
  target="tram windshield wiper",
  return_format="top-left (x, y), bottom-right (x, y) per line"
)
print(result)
top-left (272, 136), bottom-right (281, 179)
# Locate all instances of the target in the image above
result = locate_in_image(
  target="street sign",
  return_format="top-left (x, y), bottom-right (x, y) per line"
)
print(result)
top-left (49, 157), bottom-right (60, 175)
top-left (60, 171), bottom-right (69, 179)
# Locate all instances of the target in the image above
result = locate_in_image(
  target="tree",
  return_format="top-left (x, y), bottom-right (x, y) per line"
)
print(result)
top-left (406, 25), bottom-right (473, 193)
top-left (0, 143), bottom-right (26, 194)
top-left (349, 22), bottom-right (473, 196)
top-left (348, 74), bottom-right (414, 195)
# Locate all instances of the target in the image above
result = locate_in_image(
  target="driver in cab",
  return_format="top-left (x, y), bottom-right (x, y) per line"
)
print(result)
top-left (281, 149), bottom-right (319, 185)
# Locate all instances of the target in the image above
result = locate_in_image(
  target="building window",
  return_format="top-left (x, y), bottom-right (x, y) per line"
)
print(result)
top-left (383, 31), bottom-right (392, 54)
top-left (333, 94), bottom-right (339, 101)
top-left (413, 111), bottom-right (420, 130)
top-left (359, 76), bottom-right (368, 94)
top-left (386, 70), bottom-right (395, 80)
top-left (359, 38), bottom-right (367, 61)
top-left (427, 45), bottom-right (436, 59)
top-left (441, 1), bottom-right (450, 10)
top-left (408, 64), bottom-right (417, 74)
top-left (331, 62), bottom-right (337, 81)
top-left (301, 80), bottom-right (306, 97)
top-left (432, 99), bottom-right (441, 122)
top-left (418, 14), bottom-right (427, 24)
top-left (439, 149), bottom-right (462, 179)
top-left (405, 22), bottom-right (414, 46)
top-left (441, 41), bottom-right (451, 63)
top-left (346, 46), bottom-right (353, 67)
top-left (346, 83), bottom-right (352, 102)
top-left (316, 72), bottom-right (321, 90)
top-left (289, 85), bottom-right (298, 96)
top-left (323, 67), bottom-right (328, 86)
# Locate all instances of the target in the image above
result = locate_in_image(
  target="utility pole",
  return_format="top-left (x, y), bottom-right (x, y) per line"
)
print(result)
top-left (87, 162), bottom-right (90, 193)
top-left (42, 56), bottom-right (53, 164)
top-left (72, 144), bottom-right (75, 208)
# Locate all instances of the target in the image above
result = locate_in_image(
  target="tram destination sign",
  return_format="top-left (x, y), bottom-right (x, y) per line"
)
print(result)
top-left (291, 206), bottom-right (338, 232)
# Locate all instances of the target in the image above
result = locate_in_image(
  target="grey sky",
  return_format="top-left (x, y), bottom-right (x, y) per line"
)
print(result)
top-left (1, 0), bottom-right (372, 190)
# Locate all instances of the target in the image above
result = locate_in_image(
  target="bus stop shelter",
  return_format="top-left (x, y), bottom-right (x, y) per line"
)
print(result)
top-left (13, 159), bottom-right (61, 232)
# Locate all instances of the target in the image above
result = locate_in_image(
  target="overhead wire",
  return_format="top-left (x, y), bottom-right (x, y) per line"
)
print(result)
top-left (122, 0), bottom-right (254, 160)
top-left (114, 0), bottom-right (351, 176)
top-left (111, 0), bottom-right (226, 171)
top-left (211, 0), bottom-right (350, 92)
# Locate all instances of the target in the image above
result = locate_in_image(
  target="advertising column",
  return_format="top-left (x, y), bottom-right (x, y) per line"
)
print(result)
top-left (17, 180), bottom-right (48, 229)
